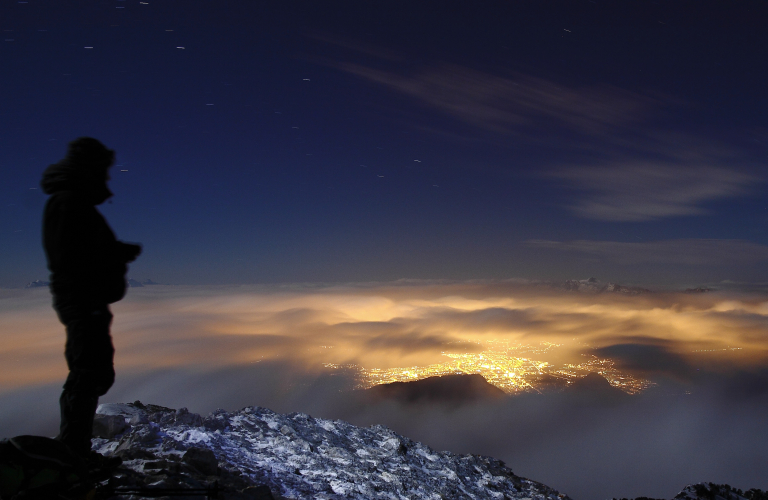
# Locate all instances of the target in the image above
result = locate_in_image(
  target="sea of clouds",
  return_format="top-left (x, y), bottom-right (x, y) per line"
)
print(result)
top-left (1, 281), bottom-right (767, 500)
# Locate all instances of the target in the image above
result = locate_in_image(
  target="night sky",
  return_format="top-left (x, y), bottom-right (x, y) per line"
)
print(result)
top-left (2, 0), bottom-right (767, 288)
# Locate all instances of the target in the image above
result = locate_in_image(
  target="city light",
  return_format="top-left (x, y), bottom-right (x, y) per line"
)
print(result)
top-left (327, 340), bottom-right (655, 395)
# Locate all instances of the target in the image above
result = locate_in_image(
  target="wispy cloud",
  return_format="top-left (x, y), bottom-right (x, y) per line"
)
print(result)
top-left (551, 163), bottom-right (759, 221)
top-left (527, 238), bottom-right (768, 266)
top-left (334, 62), bottom-right (652, 138)
top-left (326, 53), bottom-right (763, 221)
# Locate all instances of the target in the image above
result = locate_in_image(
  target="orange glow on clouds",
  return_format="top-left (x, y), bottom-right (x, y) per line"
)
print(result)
top-left (1, 283), bottom-right (767, 392)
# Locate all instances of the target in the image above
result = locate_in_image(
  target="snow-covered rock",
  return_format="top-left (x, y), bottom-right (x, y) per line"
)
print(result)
top-left (672, 483), bottom-right (768, 500)
top-left (93, 403), bottom-right (767, 500)
top-left (93, 401), bottom-right (572, 500)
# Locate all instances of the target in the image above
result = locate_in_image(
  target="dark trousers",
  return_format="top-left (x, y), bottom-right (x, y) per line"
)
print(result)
top-left (53, 299), bottom-right (115, 457)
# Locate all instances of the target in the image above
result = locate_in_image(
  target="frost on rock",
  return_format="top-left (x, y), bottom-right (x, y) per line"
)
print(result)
top-left (93, 401), bottom-right (573, 500)
top-left (671, 483), bottom-right (768, 500)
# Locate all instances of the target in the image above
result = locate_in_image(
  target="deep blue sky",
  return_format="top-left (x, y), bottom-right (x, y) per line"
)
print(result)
top-left (2, 0), bottom-right (767, 287)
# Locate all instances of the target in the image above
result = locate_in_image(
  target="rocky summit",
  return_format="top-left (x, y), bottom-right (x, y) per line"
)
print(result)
top-left (91, 402), bottom-right (768, 500)
top-left (92, 401), bottom-right (572, 499)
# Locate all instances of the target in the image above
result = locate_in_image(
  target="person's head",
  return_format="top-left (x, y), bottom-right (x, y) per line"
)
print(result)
top-left (65, 137), bottom-right (115, 179)
top-left (39, 137), bottom-right (116, 204)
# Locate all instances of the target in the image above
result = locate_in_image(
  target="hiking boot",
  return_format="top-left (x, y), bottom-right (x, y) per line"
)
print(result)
top-left (87, 450), bottom-right (122, 475)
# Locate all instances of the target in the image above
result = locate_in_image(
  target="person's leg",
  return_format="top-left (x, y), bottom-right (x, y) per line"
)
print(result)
top-left (55, 304), bottom-right (115, 457)
top-left (58, 390), bottom-right (99, 456)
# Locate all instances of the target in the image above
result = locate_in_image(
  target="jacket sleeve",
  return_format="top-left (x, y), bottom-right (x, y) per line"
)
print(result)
top-left (44, 192), bottom-right (132, 303)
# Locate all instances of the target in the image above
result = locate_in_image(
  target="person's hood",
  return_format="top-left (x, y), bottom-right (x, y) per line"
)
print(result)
top-left (40, 160), bottom-right (113, 205)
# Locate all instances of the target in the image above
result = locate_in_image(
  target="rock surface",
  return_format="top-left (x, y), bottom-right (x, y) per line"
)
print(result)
top-left (92, 402), bottom-right (767, 500)
top-left (611, 483), bottom-right (768, 500)
top-left (93, 401), bottom-right (572, 500)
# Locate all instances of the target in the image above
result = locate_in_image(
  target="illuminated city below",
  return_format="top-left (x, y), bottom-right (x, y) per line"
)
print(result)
top-left (326, 341), bottom-right (654, 395)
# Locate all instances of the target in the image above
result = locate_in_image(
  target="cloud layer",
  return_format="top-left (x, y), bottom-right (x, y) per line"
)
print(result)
top-left (3, 282), bottom-right (768, 391)
top-left (2, 283), bottom-right (767, 499)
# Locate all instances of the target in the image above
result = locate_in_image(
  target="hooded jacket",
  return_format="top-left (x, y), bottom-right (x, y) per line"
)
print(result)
top-left (41, 160), bottom-right (139, 304)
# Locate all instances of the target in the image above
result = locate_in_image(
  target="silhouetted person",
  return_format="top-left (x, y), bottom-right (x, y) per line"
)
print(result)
top-left (41, 137), bottom-right (141, 460)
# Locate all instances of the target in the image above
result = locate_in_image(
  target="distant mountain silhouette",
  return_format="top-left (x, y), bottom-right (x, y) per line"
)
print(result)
top-left (531, 373), bottom-right (570, 393)
top-left (366, 374), bottom-right (507, 405)
top-left (25, 279), bottom-right (50, 288)
top-left (565, 372), bottom-right (630, 403)
top-left (562, 277), bottom-right (651, 294)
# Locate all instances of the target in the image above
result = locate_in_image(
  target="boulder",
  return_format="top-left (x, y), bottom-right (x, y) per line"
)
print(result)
top-left (182, 447), bottom-right (219, 476)
top-left (92, 414), bottom-right (130, 439)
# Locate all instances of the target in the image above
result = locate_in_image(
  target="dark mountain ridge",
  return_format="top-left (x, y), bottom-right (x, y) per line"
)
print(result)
top-left (365, 373), bottom-right (507, 404)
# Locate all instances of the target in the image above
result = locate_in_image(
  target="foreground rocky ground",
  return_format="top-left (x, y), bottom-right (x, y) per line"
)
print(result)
top-left (623, 484), bottom-right (768, 500)
top-left (91, 402), bottom-right (767, 500)
top-left (92, 401), bottom-right (572, 499)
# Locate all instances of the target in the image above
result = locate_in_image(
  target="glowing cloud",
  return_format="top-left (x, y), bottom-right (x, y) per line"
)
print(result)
top-left (3, 282), bottom-right (767, 392)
